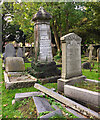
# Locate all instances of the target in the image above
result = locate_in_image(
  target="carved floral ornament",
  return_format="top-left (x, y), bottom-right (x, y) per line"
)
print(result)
top-left (60, 33), bottom-right (82, 44)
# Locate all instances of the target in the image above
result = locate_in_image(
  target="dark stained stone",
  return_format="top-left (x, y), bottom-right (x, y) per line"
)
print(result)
top-left (32, 6), bottom-right (52, 21)
top-left (82, 62), bottom-right (91, 69)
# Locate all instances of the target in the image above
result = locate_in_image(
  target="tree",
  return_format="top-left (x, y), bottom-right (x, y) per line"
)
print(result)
top-left (2, 2), bottom-right (26, 48)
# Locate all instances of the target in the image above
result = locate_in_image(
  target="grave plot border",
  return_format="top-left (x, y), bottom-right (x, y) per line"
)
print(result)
top-left (4, 71), bottom-right (37, 89)
top-left (64, 79), bottom-right (100, 111)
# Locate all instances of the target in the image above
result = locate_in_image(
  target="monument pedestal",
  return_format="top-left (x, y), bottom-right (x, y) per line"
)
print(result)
top-left (31, 61), bottom-right (61, 78)
top-left (57, 75), bottom-right (86, 93)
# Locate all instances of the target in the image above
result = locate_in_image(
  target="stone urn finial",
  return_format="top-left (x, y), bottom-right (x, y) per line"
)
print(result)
top-left (39, 6), bottom-right (44, 11)
top-left (32, 6), bottom-right (52, 21)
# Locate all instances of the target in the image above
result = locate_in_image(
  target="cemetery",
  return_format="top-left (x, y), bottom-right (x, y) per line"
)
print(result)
top-left (0, 2), bottom-right (100, 120)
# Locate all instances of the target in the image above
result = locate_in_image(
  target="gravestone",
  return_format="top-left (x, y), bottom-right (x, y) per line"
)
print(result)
top-left (58, 33), bottom-right (85, 93)
top-left (4, 43), bottom-right (16, 62)
top-left (97, 48), bottom-right (100, 62)
top-left (88, 44), bottom-right (94, 62)
top-left (22, 46), bottom-right (25, 57)
top-left (17, 48), bottom-right (23, 57)
top-left (5, 57), bottom-right (25, 72)
top-left (31, 7), bottom-right (60, 79)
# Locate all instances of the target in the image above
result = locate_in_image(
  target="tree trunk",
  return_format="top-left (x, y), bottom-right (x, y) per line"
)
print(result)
top-left (66, 11), bottom-right (69, 34)
top-left (51, 21), bottom-right (60, 52)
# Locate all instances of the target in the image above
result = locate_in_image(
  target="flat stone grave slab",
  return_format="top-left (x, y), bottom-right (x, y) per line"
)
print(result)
top-left (40, 109), bottom-right (63, 119)
top-left (33, 96), bottom-right (54, 116)
top-left (4, 71), bottom-right (37, 89)
top-left (64, 79), bottom-right (100, 112)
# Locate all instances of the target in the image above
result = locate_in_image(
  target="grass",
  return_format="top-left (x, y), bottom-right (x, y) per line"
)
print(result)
top-left (74, 81), bottom-right (100, 92)
top-left (0, 55), bottom-right (2, 119)
top-left (16, 97), bottom-right (37, 118)
top-left (1, 55), bottom-right (100, 119)
top-left (1, 59), bottom-right (38, 118)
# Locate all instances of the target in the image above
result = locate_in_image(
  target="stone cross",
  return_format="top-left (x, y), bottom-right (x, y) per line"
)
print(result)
top-left (32, 7), bottom-right (53, 63)
top-left (4, 43), bottom-right (16, 62)
top-left (97, 48), bottom-right (100, 62)
top-left (57, 33), bottom-right (85, 93)
top-left (88, 44), bottom-right (94, 62)
top-left (17, 48), bottom-right (23, 57)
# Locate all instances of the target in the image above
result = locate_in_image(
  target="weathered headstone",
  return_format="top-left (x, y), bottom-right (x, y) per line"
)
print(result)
top-left (22, 46), bottom-right (25, 57)
top-left (58, 33), bottom-right (85, 93)
top-left (88, 44), bottom-right (94, 62)
top-left (32, 6), bottom-right (53, 62)
top-left (4, 44), bottom-right (16, 61)
top-left (97, 48), bottom-right (100, 62)
top-left (5, 57), bottom-right (25, 72)
top-left (17, 48), bottom-right (23, 57)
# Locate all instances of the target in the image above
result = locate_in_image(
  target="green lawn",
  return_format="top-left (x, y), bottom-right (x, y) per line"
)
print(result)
top-left (0, 55), bottom-right (2, 119)
top-left (1, 55), bottom-right (100, 119)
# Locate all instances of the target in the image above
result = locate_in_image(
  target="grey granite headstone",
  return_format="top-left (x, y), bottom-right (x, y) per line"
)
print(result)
top-left (97, 48), bottom-right (100, 62)
top-left (5, 57), bottom-right (25, 72)
top-left (32, 7), bottom-right (53, 63)
top-left (4, 43), bottom-right (16, 61)
top-left (58, 33), bottom-right (85, 93)
top-left (88, 44), bottom-right (94, 62)
top-left (17, 48), bottom-right (23, 57)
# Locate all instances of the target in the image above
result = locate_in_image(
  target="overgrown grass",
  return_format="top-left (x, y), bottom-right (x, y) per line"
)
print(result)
top-left (2, 61), bottom-right (38, 118)
top-left (25, 63), bottom-right (31, 70)
top-left (74, 81), bottom-right (100, 92)
top-left (0, 55), bottom-right (2, 119)
top-left (1, 55), bottom-right (100, 119)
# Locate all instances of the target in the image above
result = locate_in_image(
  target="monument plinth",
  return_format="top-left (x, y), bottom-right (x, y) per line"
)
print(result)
top-left (58, 33), bottom-right (86, 93)
top-left (31, 7), bottom-right (60, 79)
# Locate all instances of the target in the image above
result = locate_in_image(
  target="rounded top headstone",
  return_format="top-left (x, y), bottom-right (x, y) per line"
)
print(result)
top-left (32, 6), bottom-right (52, 21)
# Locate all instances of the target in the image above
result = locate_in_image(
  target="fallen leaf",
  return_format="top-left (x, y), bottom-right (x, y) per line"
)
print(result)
top-left (3, 104), bottom-right (8, 107)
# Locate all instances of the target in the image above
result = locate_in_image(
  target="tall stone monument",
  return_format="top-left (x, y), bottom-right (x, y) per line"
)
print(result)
top-left (58, 33), bottom-right (85, 93)
top-left (31, 7), bottom-right (60, 78)
top-left (32, 6), bottom-right (53, 62)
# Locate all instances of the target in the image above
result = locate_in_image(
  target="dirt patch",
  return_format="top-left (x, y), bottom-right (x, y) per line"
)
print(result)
top-left (74, 81), bottom-right (100, 93)
top-left (18, 98), bottom-right (37, 118)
